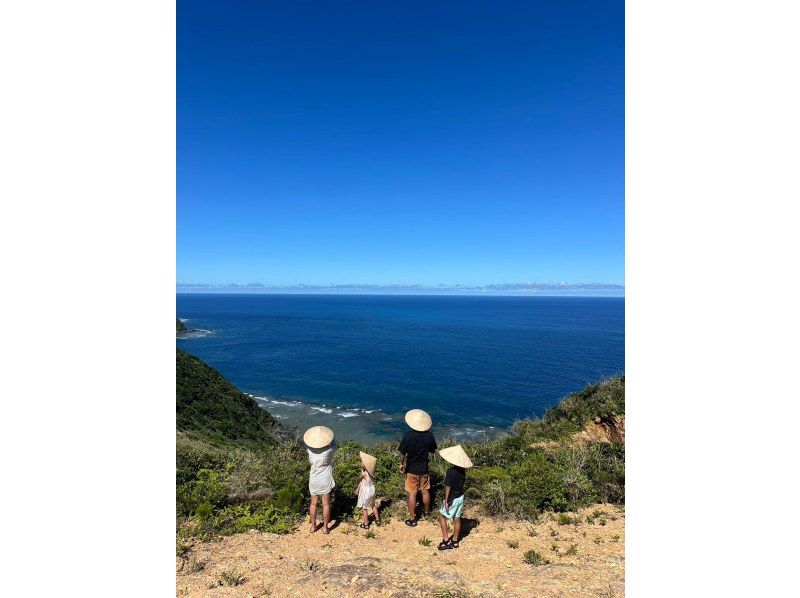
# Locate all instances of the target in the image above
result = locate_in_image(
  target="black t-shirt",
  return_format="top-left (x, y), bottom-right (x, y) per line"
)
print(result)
top-left (444, 466), bottom-right (466, 501)
top-left (398, 430), bottom-right (438, 474)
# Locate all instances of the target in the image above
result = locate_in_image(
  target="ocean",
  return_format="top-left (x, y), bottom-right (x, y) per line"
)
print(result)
top-left (176, 294), bottom-right (624, 444)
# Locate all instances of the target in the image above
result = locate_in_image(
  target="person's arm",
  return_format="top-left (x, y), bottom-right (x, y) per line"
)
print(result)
top-left (444, 485), bottom-right (451, 511)
top-left (429, 435), bottom-right (438, 453)
top-left (398, 435), bottom-right (408, 473)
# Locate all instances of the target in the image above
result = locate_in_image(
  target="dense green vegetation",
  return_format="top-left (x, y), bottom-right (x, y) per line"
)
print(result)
top-left (176, 348), bottom-right (624, 540)
top-left (176, 349), bottom-right (291, 448)
top-left (512, 376), bottom-right (625, 441)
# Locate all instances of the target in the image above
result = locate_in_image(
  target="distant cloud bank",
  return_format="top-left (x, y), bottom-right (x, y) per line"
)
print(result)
top-left (176, 281), bottom-right (624, 296)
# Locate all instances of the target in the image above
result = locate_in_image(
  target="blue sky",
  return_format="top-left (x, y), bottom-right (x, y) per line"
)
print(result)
top-left (178, 1), bottom-right (623, 287)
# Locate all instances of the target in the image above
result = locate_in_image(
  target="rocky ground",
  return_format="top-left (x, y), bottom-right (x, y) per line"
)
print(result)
top-left (176, 503), bottom-right (624, 597)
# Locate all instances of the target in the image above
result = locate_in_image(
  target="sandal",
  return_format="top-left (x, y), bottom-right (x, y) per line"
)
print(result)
top-left (359, 523), bottom-right (370, 529)
top-left (374, 519), bottom-right (382, 527)
top-left (437, 539), bottom-right (454, 550)
top-left (450, 538), bottom-right (460, 548)
top-left (404, 519), bottom-right (418, 527)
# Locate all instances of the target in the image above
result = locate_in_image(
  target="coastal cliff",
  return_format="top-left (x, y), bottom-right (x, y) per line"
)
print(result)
top-left (177, 349), bottom-right (293, 447)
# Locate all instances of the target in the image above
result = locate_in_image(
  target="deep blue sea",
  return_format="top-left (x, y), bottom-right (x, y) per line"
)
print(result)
top-left (176, 294), bottom-right (624, 443)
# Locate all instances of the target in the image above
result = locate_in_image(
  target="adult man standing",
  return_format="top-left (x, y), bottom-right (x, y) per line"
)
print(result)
top-left (398, 408), bottom-right (437, 526)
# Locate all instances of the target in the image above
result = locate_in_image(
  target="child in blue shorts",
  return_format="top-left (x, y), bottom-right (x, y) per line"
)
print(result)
top-left (437, 445), bottom-right (473, 550)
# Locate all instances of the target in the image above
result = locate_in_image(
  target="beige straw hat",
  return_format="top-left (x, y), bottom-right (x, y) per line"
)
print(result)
top-left (359, 451), bottom-right (377, 477)
top-left (404, 408), bottom-right (432, 432)
top-left (439, 445), bottom-right (473, 468)
top-left (303, 425), bottom-right (334, 449)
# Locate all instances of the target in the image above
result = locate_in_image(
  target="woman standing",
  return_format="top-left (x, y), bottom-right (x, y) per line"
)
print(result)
top-left (303, 425), bottom-right (337, 534)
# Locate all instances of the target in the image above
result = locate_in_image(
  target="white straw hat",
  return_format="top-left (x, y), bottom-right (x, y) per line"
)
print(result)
top-left (303, 425), bottom-right (334, 449)
top-left (404, 409), bottom-right (432, 432)
top-left (359, 451), bottom-right (377, 477)
top-left (439, 444), bottom-right (473, 468)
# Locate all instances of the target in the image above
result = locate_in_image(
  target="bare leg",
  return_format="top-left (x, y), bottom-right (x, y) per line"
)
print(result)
top-left (309, 495), bottom-right (319, 532)
top-left (453, 517), bottom-right (462, 542)
top-left (361, 509), bottom-right (369, 526)
top-left (321, 492), bottom-right (331, 533)
top-left (373, 505), bottom-right (381, 523)
top-left (421, 488), bottom-right (431, 514)
top-left (407, 492), bottom-right (417, 519)
top-left (438, 513), bottom-right (449, 540)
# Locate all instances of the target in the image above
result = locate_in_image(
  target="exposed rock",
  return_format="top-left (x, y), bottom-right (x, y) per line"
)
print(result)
top-left (572, 414), bottom-right (625, 444)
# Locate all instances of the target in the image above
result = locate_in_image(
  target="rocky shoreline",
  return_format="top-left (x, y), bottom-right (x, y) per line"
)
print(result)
top-left (177, 318), bottom-right (211, 338)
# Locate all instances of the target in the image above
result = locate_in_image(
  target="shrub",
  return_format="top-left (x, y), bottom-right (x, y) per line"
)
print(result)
top-left (227, 503), bottom-right (295, 534)
top-left (479, 480), bottom-right (508, 517)
top-left (557, 513), bottom-right (579, 525)
top-left (565, 544), bottom-right (578, 556)
top-left (523, 549), bottom-right (550, 565)
top-left (507, 540), bottom-right (519, 549)
top-left (176, 541), bottom-right (190, 558)
top-left (419, 536), bottom-right (432, 546)
top-left (223, 443), bottom-right (308, 503)
top-left (274, 484), bottom-right (304, 512)
top-left (177, 469), bottom-right (227, 516)
top-left (176, 436), bottom-right (226, 486)
top-left (195, 502), bottom-right (213, 520)
top-left (186, 502), bottom-right (296, 539)
top-left (468, 466), bottom-right (511, 490)
top-left (218, 568), bottom-right (246, 586)
top-left (585, 444), bottom-right (625, 504)
top-left (506, 451), bottom-right (570, 515)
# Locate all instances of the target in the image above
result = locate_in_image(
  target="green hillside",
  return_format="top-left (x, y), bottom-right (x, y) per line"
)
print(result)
top-left (176, 349), bottom-right (291, 447)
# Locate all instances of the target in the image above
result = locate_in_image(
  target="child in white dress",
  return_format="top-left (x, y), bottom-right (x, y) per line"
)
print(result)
top-left (354, 451), bottom-right (381, 528)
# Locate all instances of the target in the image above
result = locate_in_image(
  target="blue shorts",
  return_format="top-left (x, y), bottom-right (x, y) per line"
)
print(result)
top-left (439, 495), bottom-right (464, 519)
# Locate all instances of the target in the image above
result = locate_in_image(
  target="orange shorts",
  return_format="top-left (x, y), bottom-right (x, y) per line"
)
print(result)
top-left (405, 473), bottom-right (431, 493)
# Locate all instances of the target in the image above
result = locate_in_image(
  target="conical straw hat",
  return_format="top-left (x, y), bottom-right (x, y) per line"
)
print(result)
top-left (359, 451), bottom-right (377, 476)
top-left (303, 425), bottom-right (334, 449)
top-left (439, 444), bottom-right (473, 468)
top-left (404, 409), bottom-right (432, 432)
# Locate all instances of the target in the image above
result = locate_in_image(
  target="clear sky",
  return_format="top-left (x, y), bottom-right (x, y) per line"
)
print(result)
top-left (178, 1), bottom-right (623, 287)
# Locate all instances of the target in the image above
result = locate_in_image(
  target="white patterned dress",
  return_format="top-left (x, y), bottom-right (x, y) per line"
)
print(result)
top-left (356, 470), bottom-right (376, 509)
top-left (307, 441), bottom-right (337, 496)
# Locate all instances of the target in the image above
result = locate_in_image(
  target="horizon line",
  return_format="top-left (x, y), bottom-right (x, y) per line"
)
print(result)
top-left (176, 281), bottom-right (624, 297)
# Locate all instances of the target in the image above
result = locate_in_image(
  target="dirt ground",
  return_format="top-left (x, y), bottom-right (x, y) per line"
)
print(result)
top-left (176, 504), bottom-right (624, 597)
